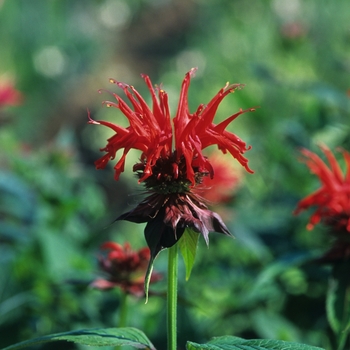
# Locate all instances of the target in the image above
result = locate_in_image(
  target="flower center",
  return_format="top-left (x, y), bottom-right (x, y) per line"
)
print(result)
top-left (134, 153), bottom-right (205, 194)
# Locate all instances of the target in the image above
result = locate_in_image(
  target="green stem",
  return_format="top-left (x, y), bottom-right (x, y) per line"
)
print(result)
top-left (115, 292), bottom-right (128, 350)
top-left (337, 331), bottom-right (348, 350)
top-left (328, 261), bottom-right (350, 350)
top-left (118, 292), bottom-right (128, 328)
top-left (167, 244), bottom-right (178, 350)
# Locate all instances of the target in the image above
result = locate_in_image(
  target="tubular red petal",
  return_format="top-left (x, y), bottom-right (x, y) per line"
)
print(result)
top-left (343, 150), bottom-right (350, 183)
top-left (320, 144), bottom-right (344, 183)
top-left (215, 107), bottom-right (256, 134)
top-left (300, 148), bottom-right (338, 191)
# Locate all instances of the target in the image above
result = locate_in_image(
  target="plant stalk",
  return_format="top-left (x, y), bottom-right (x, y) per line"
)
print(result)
top-left (115, 292), bottom-right (128, 350)
top-left (119, 292), bottom-right (128, 328)
top-left (167, 244), bottom-right (178, 350)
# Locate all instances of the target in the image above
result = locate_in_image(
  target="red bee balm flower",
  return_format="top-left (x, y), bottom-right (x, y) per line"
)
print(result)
top-left (89, 69), bottom-right (255, 258)
top-left (89, 68), bottom-right (254, 185)
top-left (91, 242), bottom-right (161, 297)
top-left (294, 145), bottom-right (350, 233)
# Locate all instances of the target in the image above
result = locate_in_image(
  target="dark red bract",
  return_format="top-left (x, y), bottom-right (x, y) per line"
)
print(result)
top-left (118, 192), bottom-right (232, 257)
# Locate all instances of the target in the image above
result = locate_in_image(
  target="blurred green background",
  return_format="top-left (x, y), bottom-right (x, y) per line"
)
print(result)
top-left (1, 0), bottom-right (350, 349)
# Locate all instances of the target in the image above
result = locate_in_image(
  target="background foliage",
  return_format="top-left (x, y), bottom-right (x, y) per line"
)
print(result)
top-left (0, 0), bottom-right (350, 349)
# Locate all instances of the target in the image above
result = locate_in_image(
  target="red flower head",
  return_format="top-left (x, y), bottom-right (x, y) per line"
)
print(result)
top-left (91, 242), bottom-right (161, 297)
top-left (294, 145), bottom-right (350, 263)
top-left (89, 69), bottom-right (255, 259)
top-left (294, 145), bottom-right (350, 233)
top-left (89, 68), bottom-right (254, 185)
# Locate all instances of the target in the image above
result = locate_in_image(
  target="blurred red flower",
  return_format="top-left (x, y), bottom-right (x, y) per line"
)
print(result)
top-left (197, 153), bottom-right (242, 204)
top-left (91, 242), bottom-right (161, 297)
top-left (280, 22), bottom-right (306, 39)
top-left (294, 145), bottom-right (350, 233)
top-left (0, 79), bottom-right (23, 107)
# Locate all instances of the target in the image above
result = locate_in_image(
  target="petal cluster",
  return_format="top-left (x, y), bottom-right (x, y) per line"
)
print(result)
top-left (91, 242), bottom-right (161, 297)
top-left (294, 145), bottom-right (350, 232)
top-left (173, 69), bottom-right (254, 184)
top-left (89, 68), bottom-right (254, 185)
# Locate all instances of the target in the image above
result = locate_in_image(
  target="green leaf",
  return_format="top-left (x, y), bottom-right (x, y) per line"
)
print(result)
top-left (251, 309), bottom-right (301, 342)
top-left (178, 228), bottom-right (200, 280)
top-left (1, 327), bottom-right (156, 350)
top-left (254, 252), bottom-right (318, 287)
top-left (326, 261), bottom-right (350, 349)
top-left (247, 251), bottom-right (319, 301)
top-left (186, 335), bottom-right (325, 350)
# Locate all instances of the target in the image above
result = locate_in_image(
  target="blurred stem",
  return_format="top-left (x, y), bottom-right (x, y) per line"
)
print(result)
top-left (328, 261), bottom-right (350, 350)
top-left (119, 292), bottom-right (128, 328)
top-left (115, 292), bottom-right (128, 350)
top-left (167, 244), bottom-right (178, 350)
top-left (337, 332), bottom-right (348, 350)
